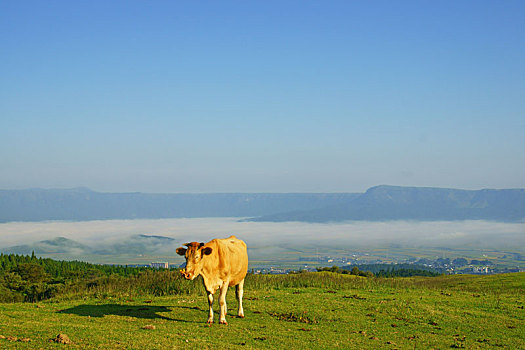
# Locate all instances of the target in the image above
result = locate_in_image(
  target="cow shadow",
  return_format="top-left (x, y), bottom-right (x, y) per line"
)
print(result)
top-left (58, 304), bottom-right (209, 323)
top-left (58, 304), bottom-right (176, 321)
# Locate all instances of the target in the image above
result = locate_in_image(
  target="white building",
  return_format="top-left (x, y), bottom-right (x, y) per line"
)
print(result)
top-left (151, 262), bottom-right (169, 269)
top-left (472, 266), bottom-right (489, 274)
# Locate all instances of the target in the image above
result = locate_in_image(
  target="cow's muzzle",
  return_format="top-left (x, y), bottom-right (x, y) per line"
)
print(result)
top-left (180, 270), bottom-right (194, 280)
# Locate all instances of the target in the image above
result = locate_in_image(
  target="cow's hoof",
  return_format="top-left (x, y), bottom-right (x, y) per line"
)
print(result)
top-left (238, 315), bottom-right (245, 318)
top-left (219, 320), bottom-right (228, 325)
top-left (207, 319), bottom-right (213, 324)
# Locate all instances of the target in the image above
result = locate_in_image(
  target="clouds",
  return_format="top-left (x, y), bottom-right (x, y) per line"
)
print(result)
top-left (1, 218), bottom-right (523, 258)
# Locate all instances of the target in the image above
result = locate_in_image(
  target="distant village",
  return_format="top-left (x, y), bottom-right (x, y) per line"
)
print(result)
top-left (306, 254), bottom-right (525, 275)
top-left (142, 253), bottom-right (524, 275)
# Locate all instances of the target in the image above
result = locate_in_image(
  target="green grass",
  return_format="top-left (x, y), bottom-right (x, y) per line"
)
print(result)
top-left (0, 273), bottom-right (524, 349)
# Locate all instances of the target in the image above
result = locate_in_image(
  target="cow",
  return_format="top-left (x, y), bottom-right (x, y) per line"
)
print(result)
top-left (176, 235), bottom-right (248, 325)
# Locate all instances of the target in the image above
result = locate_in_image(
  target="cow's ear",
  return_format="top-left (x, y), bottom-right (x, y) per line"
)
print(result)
top-left (176, 247), bottom-right (187, 256)
top-left (202, 247), bottom-right (213, 256)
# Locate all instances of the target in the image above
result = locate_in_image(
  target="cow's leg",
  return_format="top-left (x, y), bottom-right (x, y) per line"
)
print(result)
top-left (207, 291), bottom-right (214, 324)
top-left (235, 279), bottom-right (245, 318)
top-left (218, 281), bottom-right (229, 324)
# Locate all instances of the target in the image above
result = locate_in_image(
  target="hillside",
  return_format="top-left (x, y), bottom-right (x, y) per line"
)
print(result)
top-left (0, 188), bottom-right (358, 222)
top-left (247, 185), bottom-right (525, 222)
top-left (0, 271), bottom-right (523, 349)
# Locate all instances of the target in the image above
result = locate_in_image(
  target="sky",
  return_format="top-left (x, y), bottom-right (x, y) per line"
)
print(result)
top-left (1, 1), bottom-right (524, 193)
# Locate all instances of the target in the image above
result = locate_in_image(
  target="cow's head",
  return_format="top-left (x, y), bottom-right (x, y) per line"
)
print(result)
top-left (176, 242), bottom-right (213, 280)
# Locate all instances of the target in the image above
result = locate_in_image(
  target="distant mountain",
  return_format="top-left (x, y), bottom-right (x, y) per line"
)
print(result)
top-left (0, 188), bottom-right (359, 222)
top-left (2, 186), bottom-right (524, 223)
top-left (246, 185), bottom-right (525, 223)
top-left (2, 234), bottom-right (179, 256)
top-left (92, 234), bottom-right (178, 255)
top-left (4, 237), bottom-right (91, 255)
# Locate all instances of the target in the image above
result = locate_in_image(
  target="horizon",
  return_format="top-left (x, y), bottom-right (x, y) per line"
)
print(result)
top-left (2, 183), bottom-right (525, 194)
top-left (1, 1), bottom-right (525, 193)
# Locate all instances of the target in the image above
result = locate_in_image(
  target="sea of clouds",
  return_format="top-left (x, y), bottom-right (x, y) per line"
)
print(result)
top-left (1, 218), bottom-right (524, 253)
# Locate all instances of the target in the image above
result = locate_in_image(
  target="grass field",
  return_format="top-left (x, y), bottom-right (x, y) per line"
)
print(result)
top-left (0, 273), bottom-right (523, 349)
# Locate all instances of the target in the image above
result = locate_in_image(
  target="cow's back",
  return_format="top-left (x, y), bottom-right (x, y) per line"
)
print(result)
top-left (211, 236), bottom-right (248, 286)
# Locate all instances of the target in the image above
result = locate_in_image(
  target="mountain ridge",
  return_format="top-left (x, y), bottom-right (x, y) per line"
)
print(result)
top-left (246, 185), bottom-right (525, 222)
top-left (1, 186), bottom-right (524, 223)
top-left (0, 188), bottom-right (359, 223)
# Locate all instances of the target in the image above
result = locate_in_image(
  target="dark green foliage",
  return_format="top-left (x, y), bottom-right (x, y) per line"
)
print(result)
top-left (452, 258), bottom-right (469, 267)
top-left (331, 264), bottom-right (441, 277)
top-left (316, 265), bottom-right (341, 273)
top-left (0, 253), bottom-right (155, 302)
top-left (317, 265), bottom-right (375, 277)
top-left (375, 268), bottom-right (439, 277)
top-left (471, 259), bottom-right (494, 265)
top-left (15, 263), bottom-right (49, 283)
top-left (354, 263), bottom-right (440, 274)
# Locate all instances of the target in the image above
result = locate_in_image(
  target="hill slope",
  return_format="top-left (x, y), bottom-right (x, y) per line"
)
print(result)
top-left (0, 272), bottom-right (523, 349)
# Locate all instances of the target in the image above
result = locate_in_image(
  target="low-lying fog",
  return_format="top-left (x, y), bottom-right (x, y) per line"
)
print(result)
top-left (1, 218), bottom-right (524, 254)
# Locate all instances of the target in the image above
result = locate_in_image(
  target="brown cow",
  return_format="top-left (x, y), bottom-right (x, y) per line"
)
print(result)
top-left (176, 235), bottom-right (248, 324)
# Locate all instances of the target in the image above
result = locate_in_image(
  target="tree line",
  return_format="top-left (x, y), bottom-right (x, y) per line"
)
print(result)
top-left (317, 264), bottom-right (440, 277)
top-left (0, 252), bottom-right (151, 302)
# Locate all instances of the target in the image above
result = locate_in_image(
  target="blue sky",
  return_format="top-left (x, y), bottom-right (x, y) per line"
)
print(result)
top-left (1, 1), bottom-right (524, 193)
